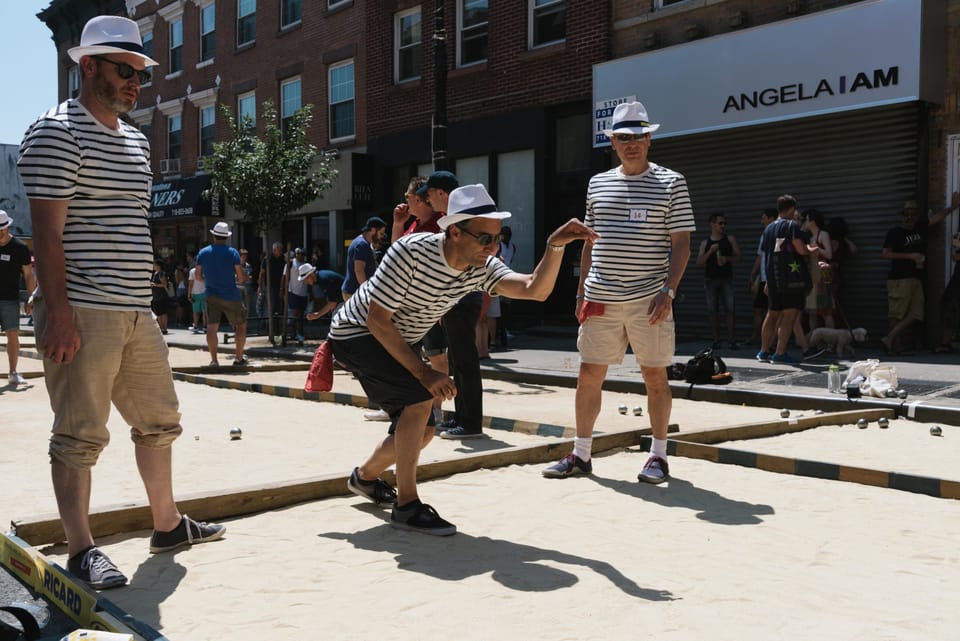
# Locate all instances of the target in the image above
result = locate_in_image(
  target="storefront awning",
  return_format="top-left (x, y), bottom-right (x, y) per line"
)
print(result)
top-left (148, 174), bottom-right (221, 220)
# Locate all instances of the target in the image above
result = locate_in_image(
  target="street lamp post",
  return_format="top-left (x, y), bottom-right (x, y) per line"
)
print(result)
top-left (432, 0), bottom-right (450, 172)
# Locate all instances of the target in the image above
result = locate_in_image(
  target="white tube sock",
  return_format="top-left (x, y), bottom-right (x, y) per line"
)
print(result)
top-left (651, 437), bottom-right (668, 459)
top-left (573, 437), bottom-right (592, 461)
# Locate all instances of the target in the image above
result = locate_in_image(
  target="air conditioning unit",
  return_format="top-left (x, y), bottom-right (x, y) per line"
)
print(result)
top-left (159, 158), bottom-right (180, 175)
top-left (196, 156), bottom-right (212, 173)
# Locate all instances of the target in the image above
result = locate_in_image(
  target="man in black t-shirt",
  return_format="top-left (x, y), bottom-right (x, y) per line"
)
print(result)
top-left (881, 196), bottom-right (959, 353)
top-left (0, 211), bottom-right (35, 386)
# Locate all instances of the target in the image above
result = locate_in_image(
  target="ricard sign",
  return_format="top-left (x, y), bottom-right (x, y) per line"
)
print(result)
top-left (593, 0), bottom-right (943, 143)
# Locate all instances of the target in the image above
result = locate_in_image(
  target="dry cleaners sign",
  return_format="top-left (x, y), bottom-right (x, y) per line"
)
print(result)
top-left (593, 0), bottom-right (942, 143)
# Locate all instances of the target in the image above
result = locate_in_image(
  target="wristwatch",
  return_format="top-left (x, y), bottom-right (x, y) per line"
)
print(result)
top-left (660, 286), bottom-right (675, 299)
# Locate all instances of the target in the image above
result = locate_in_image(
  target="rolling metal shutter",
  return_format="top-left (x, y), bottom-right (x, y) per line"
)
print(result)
top-left (650, 102), bottom-right (923, 343)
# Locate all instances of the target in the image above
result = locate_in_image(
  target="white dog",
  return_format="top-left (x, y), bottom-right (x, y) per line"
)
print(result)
top-left (808, 327), bottom-right (868, 357)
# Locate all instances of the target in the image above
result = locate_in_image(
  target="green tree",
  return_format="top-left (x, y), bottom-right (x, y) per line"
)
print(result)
top-left (206, 100), bottom-right (337, 344)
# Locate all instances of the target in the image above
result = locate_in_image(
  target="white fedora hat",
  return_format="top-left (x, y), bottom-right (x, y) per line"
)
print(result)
top-left (68, 15), bottom-right (160, 67)
top-left (0, 210), bottom-right (11, 230)
top-left (438, 184), bottom-right (511, 230)
top-left (297, 263), bottom-right (317, 281)
top-left (210, 222), bottom-right (232, 238)
top-left (602, 101), bottom-right (661, 137)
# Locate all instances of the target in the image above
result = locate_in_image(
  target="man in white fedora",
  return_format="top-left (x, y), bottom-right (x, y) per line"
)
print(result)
top-left (196, 222), bottom-right (249, 367)
top-left (18, 15), bottom-right (224, 590)
top-left (542, 100), bottom-right (695, 485)
top-left (0, 211), bottom-right (36, 386)
top-left (327, 184), bottom-right (598, 536)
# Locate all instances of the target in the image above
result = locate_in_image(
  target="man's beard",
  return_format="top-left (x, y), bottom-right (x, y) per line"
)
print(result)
top-left (92, 72), bottom-right (137, 113)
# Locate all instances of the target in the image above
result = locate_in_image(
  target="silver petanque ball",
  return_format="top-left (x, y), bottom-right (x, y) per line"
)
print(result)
top-left (856, 418), bottom-right (868, 429)
top-left (884, 388), bottom-right (898, 398)
top-left (877, 417), bottom-right (890, 429)
top-left (897, 389), bottom-right (908, 399)
top-left (780, 409), bottom-right (790, 418)
top-left (930, 425), bottom-right (943, 437)
top-left (229, 427), bottom-right (243, 440)
top-left (633, 406), bottom-right (643, 416)
top-left (618, 405), bottom-right (628, 415)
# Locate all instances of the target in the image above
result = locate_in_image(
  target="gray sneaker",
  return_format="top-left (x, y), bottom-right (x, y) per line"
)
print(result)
top-left (150, 515), bottom-right (226, 553)
top-left (542, 453), bottom-right (592, 478)
top-left (638, 455), bottom-right (670, 484)
top-left (347, 467), bottom-right (397, 506)
top-left (67, 546), bottom-right (128, 590)
top-left (439, 425), bottom-right (484, 439)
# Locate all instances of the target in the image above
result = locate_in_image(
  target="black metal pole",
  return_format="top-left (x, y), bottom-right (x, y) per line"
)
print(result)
top-left (432, 0), bottom-right (449, 171)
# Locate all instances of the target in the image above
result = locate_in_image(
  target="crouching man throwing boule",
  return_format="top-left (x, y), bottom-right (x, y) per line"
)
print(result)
top-left (328, 183), bottom-right (597, 536)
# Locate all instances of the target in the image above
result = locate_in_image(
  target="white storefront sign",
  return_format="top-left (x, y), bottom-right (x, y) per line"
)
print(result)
top-left (593, 0), bottom-right (943, 144)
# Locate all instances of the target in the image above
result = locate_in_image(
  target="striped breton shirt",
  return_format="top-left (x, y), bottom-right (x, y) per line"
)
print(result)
top-left (329, 232), bottom-right (512, 343)
top-left (583, 163), bottom-right (695, 303)
top-left (18, 100), bottom-right (154, 311)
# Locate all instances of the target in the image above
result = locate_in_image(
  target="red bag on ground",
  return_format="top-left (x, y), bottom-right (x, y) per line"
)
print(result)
top-left (305, 340), bottom-right (334, 392)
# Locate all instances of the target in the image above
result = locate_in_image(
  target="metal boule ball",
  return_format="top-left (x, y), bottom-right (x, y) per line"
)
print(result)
top-left (856, 418), bottom-right (868, 429)
top-left (618, 405), bottom-right (628, 415)
top-left (633, 406), bottom-right (643, 416)
top-left (814, 409), bottom-right (825, 415)
top-left (930, 425), bottom-right (943, 437)
top-left (229, 427), bottom-right (243, 440)
top-left (877, 417), bottom-right (889, 429)
top-left (884, 388), bottom-right (897, 398)
top-left (780, 409), bottom-right (790, 418)
top-left (897, 389), bottom-right (908, 399)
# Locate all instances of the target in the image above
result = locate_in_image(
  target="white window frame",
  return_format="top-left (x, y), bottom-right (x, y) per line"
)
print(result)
top-left (199, 105), bottom-right (216, 161)
top-left (328, 60), bottom-right (355, 141)
top-left (655, 0), bottom-right (690, 8)
top-left (169, 18), bottom-right (183, 74)
top-left (199, 1), bottom-right (216, 65)
top-left (281, 0), bottom-right (302, 28)
top-left (394, 7), bottom-right (422, 84)
top-left (68, 67), bottom-right (80, 98)
top-left (457, 0), bottom-right (488, 68)
top-left (168, 114), bottom-right (182, 161)
top-left (238, 0), bottom-right (256, 47)
top-left (156, 2), bottom-right (184, 78)
top-left (528, 0), bottom-right (565, 49)
top-left (328, 0), bottom-right (350, 10)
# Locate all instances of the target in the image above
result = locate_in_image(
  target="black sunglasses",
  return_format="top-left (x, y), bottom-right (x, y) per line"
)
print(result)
top-left (612, 133), bottom-right (648, 143)
top-left (459, 227), bottom-right (503, 246)
top-left (93, 55), bottom-right (151, 84)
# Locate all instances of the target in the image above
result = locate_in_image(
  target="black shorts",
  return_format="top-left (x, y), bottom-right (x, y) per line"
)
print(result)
top-left (328, 334), bottom-right (435, 434)
top-left (420, 322), bottom-right (447, 356)
top-left (151, 297), bottom-right (169, 315)
top-left (767, 287), bottom-right (804, 311)
top-left (752, 282), bottom-right (768, 310)
top-left (288, 292), bottom-right (308, 311)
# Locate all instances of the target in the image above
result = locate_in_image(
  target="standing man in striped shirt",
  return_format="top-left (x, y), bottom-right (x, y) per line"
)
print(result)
top-left (330, 184), bottom-right (597, 536)
top-left (18, 15), bottom-right (224, 590)
top-left (543, 101), bottom-right (695, 484)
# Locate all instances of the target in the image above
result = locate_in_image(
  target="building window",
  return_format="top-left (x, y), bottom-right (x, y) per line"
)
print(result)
top-left (199, 106), bottom-right (216, 158)
top-left (238, 0), bottom-right (256, 46)
top-left (200, 2), bottom-right (216, 62)
top-left (328, 0), bottom-right (350, 9)
top-left (68, 67), bottom-right (80, 98)
top-left (656, 0), bottom-right (689, 7)
top-left (530, 0), bottom-right (564, 48)
top-left (168, 114), bottom-right (182, 160)
top-left (142, 31), bottom-right (154, 64)
top-left (329, 60), bottom-right (354, 140)
top-left (169, 18), bottom-right (183, 74)
top-left (395, 7), bottom-right (422, 83)
top-left (281, 77), bottom-right (301, 138)
top-left (140, 122), bottom-right (152, 143)
top-left (458, 0), bottom-right (488, 67)
top-left (238, 91), bottom-right (256, 131)
top-left (281, 0), bottom-right (301, 27)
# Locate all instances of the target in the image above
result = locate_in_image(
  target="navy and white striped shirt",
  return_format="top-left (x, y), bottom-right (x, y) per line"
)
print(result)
top-left (18, 100), bottom-right (154, 311)
top-left (329, 232), bottom-right (512, 343)
top-left (584, 163), bottom-right (695, 303)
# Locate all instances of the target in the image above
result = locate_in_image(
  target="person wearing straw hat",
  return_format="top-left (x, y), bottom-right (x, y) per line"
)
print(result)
top-left (18, 15), bottom-right (225, 591)
top-left (542, 101), bottom-right (695, 485)
top-left (0, 211), bottom-right (36, 386)
top-left (196, 222), bottom-right (249, 366)
top-left (327, 184), bottom-right (597, 536)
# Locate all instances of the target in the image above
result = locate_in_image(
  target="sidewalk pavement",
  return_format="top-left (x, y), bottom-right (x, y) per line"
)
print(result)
top-left (149, 322), bottom-right (960, 426)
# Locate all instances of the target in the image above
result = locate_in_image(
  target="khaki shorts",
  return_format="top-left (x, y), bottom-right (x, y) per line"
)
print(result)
top-left (205, 295), bottom-right (247, 327)
top-left (34, 301), bottom-right (183, 469)
top-left (577, 295), bottom-right (676, 367)
top-left (887, 278), bottom-right (924, 322)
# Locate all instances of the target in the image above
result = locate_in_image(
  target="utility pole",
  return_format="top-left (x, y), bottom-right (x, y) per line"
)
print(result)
top-left (432, 0), bottom-right (450, 171)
